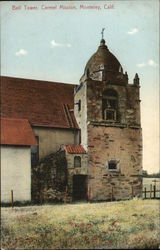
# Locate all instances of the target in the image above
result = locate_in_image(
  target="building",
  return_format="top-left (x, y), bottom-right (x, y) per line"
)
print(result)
top-left (1, 37), bottom-right (142, 203)
top-left (1, 118), bottom-right (36, 202)
top-left (75, 38), bottom-right (142, 201)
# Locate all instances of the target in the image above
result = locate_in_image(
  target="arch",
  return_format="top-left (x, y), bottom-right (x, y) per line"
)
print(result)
top-left (74, 156), bottom-right (81, 168)
top-left (102, 89), bottom-right (118, 121)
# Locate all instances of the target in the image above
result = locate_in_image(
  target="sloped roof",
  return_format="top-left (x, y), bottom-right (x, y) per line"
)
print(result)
top-left (65, 145), bottom-right (86, 154)
top-left (1, 118), bottom-right (37, 146)
top-left (1, 76), bottom-right (79, 129)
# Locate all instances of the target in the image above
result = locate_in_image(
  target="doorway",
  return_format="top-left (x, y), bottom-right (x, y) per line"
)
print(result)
top-left (72, 175), bottom-right (88, 201)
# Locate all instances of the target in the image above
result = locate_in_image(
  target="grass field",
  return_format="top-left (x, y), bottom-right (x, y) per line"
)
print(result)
top-left (1, 199), bottom-right (160, 249)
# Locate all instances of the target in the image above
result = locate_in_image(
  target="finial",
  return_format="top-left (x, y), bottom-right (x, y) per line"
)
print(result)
top-left (125, 71), bottom-right (128, 83)
top-left (134, 73), bottom-right (139, 85)
top-left (101, 28), bottom-right (105, 39)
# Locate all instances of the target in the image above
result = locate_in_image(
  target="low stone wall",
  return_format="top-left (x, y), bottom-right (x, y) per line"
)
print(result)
top-left (31, 150), bottom-right (69, 203)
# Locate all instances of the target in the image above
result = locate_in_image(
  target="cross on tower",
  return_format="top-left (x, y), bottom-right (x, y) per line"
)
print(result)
top-left (101, 28), bottom-right (105, 39)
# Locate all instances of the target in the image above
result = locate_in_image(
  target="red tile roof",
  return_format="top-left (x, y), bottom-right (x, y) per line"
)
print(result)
top-left (1, 118), bottom-right (37, 146)
top-left (65, 145), bottom-right (86, 154)
top-left (1, 76), bottom-right (79, 130)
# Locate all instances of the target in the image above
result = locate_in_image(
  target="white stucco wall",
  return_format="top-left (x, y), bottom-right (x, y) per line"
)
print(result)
top-left (1, 146), bottom-right (31, 203)
top-left (74, 83), bottom-right (88, 151)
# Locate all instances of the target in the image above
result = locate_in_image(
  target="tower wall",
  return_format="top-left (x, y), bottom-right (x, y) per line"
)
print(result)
top-left (87, 79), bottom-right (141, 126)
top-left (74, 83), bottom-right (88, 150)
top-left (88, 125), bottom-right (142, 200)
top-left (74, 38), bottom-right (142, 201)
top-left (86, 79), bottom-right (142, 200)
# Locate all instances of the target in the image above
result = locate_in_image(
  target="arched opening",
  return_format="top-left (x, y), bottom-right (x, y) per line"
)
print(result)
top-left (74, 156), bottom-right (81, 168)
top-left (102, 89), bottom-right (118, 121)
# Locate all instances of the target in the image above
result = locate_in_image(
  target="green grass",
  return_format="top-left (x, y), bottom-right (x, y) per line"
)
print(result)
top-left (1, 199), bottom-right (160, 249)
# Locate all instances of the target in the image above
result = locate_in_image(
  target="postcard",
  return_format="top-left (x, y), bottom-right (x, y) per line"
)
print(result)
top-left (1, 1), bottom-right (159, 249)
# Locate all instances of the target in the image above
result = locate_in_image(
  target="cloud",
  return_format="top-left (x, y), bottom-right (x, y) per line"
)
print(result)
top-left (127, 28), bottom-right (138, 35)
top-left (148, 59), bottom-right (158, 67)
top-left (50, 40), bottom-right (71, 48)
top-left (15, 49), bottom-right (27, 56)
top-left (136, 59), bottom-right (158, 68)
top-left (136, 62), bottom-right (146, 68)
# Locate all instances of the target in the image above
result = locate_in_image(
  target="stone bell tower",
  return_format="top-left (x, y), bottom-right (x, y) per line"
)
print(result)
top-left (74, 33), bottom-right (142, 201)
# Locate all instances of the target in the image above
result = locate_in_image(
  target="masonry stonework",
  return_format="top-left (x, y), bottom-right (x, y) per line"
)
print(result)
top-left (87, 125), bottom-right (142, 201)
top-left (31, 147), bottom-right (88, 203)
top-left (66, 152), bottom-right (88, 200)
top-left (74, 38), bottom-right (143, 201)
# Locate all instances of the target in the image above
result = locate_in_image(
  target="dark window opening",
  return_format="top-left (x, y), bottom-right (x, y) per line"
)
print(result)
top-left (74, 156), bottom-right (81, 168)
top-left (74, 99), bottom-right (81, 112)
top-left (31, 136), bottom-right (39, 166)
top-left (108, 160), bottom-right (119, 171)
top-left (78, 100), bottom-right (81, 111)
top-left (108, 161), bottom-right (117, 170)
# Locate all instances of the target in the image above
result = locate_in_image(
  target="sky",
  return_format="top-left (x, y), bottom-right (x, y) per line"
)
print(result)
top-left (1, 0), bottom-right (159, 173)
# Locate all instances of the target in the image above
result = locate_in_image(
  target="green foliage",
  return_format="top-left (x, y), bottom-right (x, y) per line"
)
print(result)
top-left (144, 172), bottom-right (160, 178)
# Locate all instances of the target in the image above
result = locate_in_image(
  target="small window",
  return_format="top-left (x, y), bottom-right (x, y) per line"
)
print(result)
top-left (108, 161), bottom-right (117, 170)
top-left (75, 100), bottom-right (81, 111)
top-left (107, 159), bottom-right (120, 171)
top-left (74, 156), bottom-right (81, 168)
top-left (78, 100), bottom-right (81, 112)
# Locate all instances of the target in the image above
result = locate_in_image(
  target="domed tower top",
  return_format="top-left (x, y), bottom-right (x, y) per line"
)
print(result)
top-left (82, 29), bottom-right (124, 83)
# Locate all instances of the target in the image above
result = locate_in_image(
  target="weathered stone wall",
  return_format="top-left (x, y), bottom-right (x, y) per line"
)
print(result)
top-left (86, 79), bottom-right (141, 126)
top-left (31, 149), bottom-right (88, 203)
top-left (65, 153), bottom-right (88, 198)
top-left (74, 76), bottom-right (142, 201)
top-left (31, 150), bottom-right (69, 203)
top-left (87, 125), bottom-right (142, 201)
top-left (75, 40), bottom-right (142, 202)
top-left (126, 85), bottom-right (141, 126)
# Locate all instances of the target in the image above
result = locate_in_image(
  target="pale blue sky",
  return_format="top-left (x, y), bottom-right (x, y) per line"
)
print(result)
top-left (1, 1), bottom-right (159, 173)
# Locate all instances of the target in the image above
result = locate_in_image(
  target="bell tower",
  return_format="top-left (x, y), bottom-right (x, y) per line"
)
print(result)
top-left (74, 34), bottom-right (142, 201)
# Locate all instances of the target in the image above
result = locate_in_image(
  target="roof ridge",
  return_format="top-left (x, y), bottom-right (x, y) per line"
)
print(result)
top-left (1, 75), bottom-right (77, 87)
top-left (1, 118), bottom-right (36, 146)
top-left (1, 76), bottom-right (79, 130)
